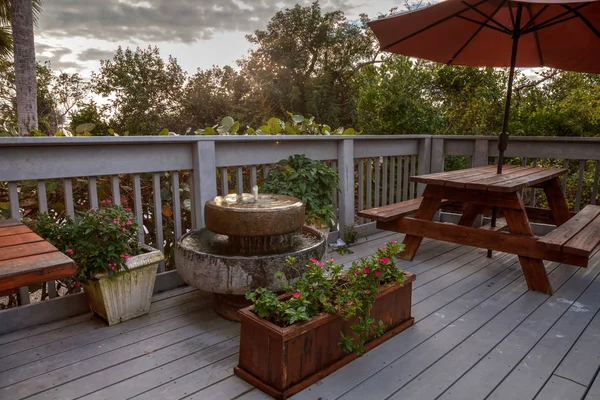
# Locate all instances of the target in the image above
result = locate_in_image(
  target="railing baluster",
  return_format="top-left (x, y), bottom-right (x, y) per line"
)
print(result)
top-left (403, 156), bottom-right (409, 201)
top-left (220, 167), bottom-right (229, 196)
top-left (358, 159), bottom-right (365, 224)
top-left (592, 160), bottom-right (599, 206)
top-left (63, 178), bottom-right (75, 218)
top-left (9, 182), bottom-right (29, 305)
top-left (388, 156), bottom-right (395, 205)
top-left (396, 156), bottom-right (402, 203)
top-left (133, 174), bottom-right (144, 243)
top-left (152, 173), bottom-right (165, 272)
top-left (236, 166), bottom-right (243, 194)
top-left (88, 176), bottom-right (98, 209)
top-left (530, 158), bottom-right (538, 207)
top-left (382, 157), bottom-right (388, 207)
top-left (111, 175), bottom-right (121, 205)
top-left (366, 158), bottom-right (373, 210)
top-left (263, 165), bottom-right (270, 179)
top-left (374, 157), bottom-right (381, 208)
top-left (171, 171), bottom-right (182, 241)
top-left (250, 166), bottom-right (257, 189)
top-left (575, 160), bottom-right (585, 212)
top-left (331, 160), bottom-right (338, 219)
top-left (37, 180), bottom-right (56, 299)
top-left (562, 159), bottom-right (569, 194)
top-left (410, 155), bottom-right (417, 199)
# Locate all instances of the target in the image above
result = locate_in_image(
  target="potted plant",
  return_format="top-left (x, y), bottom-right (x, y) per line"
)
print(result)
top-left (234, 241), bottom-right (415, 400)
top-left (36, 200), bottom-right (164, 325)
top-left (260, 154), bottom-right (339, 234)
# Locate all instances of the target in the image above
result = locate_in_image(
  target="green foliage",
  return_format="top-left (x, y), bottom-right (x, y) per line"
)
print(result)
top-left (36, 201), bottom-right (140, 283)
top-left (260, 154), bottom-right (339, 227)
top-left (246, 241), bottom-right (406, 354)
top-left (69, 102), bottom-right (110, 136)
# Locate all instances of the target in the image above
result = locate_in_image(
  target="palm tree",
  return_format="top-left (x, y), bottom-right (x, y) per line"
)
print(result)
top-left (2, 0), bottom-right (41, 135)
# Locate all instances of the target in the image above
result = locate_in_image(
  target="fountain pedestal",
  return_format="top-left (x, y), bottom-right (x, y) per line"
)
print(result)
top-left (175, 193), bottom-right (327, 321)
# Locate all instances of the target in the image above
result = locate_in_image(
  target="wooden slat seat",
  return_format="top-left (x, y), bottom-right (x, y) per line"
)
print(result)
top-left (0, 222), bottom-right (75, 293)
top-left (358, 197), bottom-right (452, 222)
top-left (539, 205), bottom-right (600, 258)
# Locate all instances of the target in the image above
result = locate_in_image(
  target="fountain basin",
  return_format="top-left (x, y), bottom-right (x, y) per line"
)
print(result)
top-left (174, 226), bottom-right (326, 295)
top-left (205, 193), bottom-right (305, 237)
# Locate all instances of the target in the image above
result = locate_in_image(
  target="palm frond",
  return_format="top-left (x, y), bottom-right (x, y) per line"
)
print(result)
top-left (0, 25), bottom-right (12, 60)
top-left (0, 0), bottom-right (43, 25)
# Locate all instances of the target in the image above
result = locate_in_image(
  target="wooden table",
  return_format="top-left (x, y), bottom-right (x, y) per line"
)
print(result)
top-left (378, 165), bottom-right (572, 295)
top-left (0, 220), bottom-right (75, 295)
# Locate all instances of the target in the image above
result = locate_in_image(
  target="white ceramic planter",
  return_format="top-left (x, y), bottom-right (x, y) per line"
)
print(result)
top-left (82, 244), bottom-right (164, 326)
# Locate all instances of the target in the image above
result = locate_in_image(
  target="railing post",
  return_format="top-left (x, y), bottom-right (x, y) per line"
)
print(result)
top-left (417, 137), bottom-right (432, 196)
top-left (337, 139), bottom-right (355, 238)
top-left (430, 138), bottom-right (445, 173)
top-left (192, 140), bottom-right (217, 228)
top-left (473, 139), bottom-right (490, 167)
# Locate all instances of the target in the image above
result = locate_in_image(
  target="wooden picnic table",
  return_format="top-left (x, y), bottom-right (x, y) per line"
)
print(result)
top-left (0, 220), bottom-right (75, 297)
top-left (360, 165), bottom-right (600, 295)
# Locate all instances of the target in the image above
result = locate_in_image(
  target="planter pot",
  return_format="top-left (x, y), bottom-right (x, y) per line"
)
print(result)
top-left (82, 244), bottom-right (164, 326)
top-left (234, 272), bottom-right (415, 400)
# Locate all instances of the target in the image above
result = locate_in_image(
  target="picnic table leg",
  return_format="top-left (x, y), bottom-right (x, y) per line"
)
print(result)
top-left (400, 189), bottom-right (442, 260)
top-left (458, 204), bottom-right (483, 227)
top-left (543, 177), bottom-right (571, 226)
top-left (504, 205), bottom-right (553, 295)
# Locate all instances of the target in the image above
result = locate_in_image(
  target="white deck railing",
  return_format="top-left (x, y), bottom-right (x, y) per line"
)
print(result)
top-left (0, 135), bottom-right (599, 322)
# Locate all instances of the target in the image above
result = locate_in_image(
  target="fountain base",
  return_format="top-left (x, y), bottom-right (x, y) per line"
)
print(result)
top-left (213, 293), bottom-right (252, 322)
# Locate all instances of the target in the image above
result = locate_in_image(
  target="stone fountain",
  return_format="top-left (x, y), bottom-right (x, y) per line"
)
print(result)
top-left (175, 188), bottom-right (327, 320)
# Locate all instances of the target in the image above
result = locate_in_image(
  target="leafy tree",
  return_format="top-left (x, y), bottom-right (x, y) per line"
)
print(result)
top-left (69, 101), bottom-right (110, 136)
top-left (92, 46), bottom-right (186, 136)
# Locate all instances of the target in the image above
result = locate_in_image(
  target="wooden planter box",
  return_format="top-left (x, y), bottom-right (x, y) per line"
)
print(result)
top-left (234, 272), bottom-right (415, 399)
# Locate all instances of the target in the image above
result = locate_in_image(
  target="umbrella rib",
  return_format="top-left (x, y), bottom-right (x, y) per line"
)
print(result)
top-left (526, 4), bottom-right (544, 66)
top-left (450, 0), bottom-right (510, 63)
top-left (381, 0), bottom-right (492, 51)
top-left (461, 0), bottom-right (512, 32)
top-left (523, 14), bottom-right (579, 34)
top-left (521, 5), bottom-right (548, 31)
top-left (456, 15), bottom-right (511, 34)
top-left (561, 4), bottom-right (600, 39)
top-left (523, 3), bottom-right (590, 33)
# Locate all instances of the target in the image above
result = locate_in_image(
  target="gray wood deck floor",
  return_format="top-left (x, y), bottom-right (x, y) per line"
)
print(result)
top-left (2, 231), bottom-right (600, 400)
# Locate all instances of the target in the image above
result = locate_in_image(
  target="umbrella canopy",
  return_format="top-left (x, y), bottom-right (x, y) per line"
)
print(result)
top-left (369, 0), bottom-right (600, 73)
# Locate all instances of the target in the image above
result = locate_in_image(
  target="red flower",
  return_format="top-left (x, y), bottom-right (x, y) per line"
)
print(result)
top-left (353, 269), bottom-right (361, 275)
top-left (73, 281), bottom-right (80, 288)
top-left (363, 267), bottom-right (371, 274)
top-left (364, 290), bottom-right (371, 295)
top-left (390, 241), bottom-right (398, 245)
top-left (378, 257), bottom-right (390, 264)
top-left (347, 301), bottom-right (353, 306)
top-left (309, 257), bottom-right (319, 264)
top-left (65, 249), bottom-right (74, 255)
top-left (375, 271), bottom-right (381, 277)
top-left (293, 292), bottom-right (301, 299)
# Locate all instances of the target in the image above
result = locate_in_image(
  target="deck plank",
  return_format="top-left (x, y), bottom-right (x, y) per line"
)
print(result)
top-left (438, 256), bottom-right (600, 400)
top-left (535, 375), bottom-right (587, 400)
top-left (182, 375), bottom-right (253, 400)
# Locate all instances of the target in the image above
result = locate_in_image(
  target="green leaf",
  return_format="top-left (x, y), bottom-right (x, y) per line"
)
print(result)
top-left (76, 123), bottom-right (95, 134)
top-left (158, 128), bottom-right (169, 136)
top-left (221, 116), bottom-right (235, 127)
top-left (54, 131), bottom-right (65, 136)
top-left (343, 128), bottom-right (356, 135)
top-left (292, 114), bottom-right (305, 124)
top-left (230, 121), bottom-right (240, 135)
top-left (259, 125), bottom-right (272, 134)
top-left (183, 199), bottom-right (191, 212)
top-left (204, 127), bottom-right (215, 135)
top-left (245, 127), bottom-right (255, 134)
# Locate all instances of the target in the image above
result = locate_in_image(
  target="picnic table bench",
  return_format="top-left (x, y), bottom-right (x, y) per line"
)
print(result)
top-left (0, 220), bottom-right (75, 302)
top-left (359, 165), bottom-right (600, 295)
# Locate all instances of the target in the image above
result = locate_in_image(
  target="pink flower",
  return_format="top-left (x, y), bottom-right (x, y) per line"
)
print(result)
top-left (73, 281), bottom-right (80, 288)
top-left (390, 241), bottom-right (397, 245)
top-left (309, 258), bottom-right (319, 264)
top-left (111, 266), bottom-right (115, 271)
top-left (121, 253), bottom-right (130, 260)
top-left (378, 257), bottom-right (390, 264)
top-left (113, 218), bottom-right (118, 224)
top-left (363, 267), bottom-right (371, 274)
top-left (375, 271), bottom-right (381, 277)
top-left (126, 220), bottom-right (132, 225)
top-left (347, 301), bottom-right (353, 306)
top-left (364, 290), bottom-right (371, 295)
top-left (330, 258), bottom-right (335, 263)
top-left (353, 269), bottom-right (361, 275)
top-left (293, 292), bottom-right (301, 299)
top-left (379, 247), bottom-right (385, 252)
top-left (65, 249), bottom-right (74, 255)
top-left (128, 215), bottom-right (133, 220)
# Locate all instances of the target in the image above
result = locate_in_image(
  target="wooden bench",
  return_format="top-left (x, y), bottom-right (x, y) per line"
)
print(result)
top-left (358, 197), bottom-right (455, 222)
top-left (539, 205), bottom-right (600, 261)
top-left (0, 220), bottom-right (75, 299)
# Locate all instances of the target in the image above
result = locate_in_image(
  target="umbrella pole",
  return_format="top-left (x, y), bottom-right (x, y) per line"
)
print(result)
top-left (488, 3), bottom-right (523, 258)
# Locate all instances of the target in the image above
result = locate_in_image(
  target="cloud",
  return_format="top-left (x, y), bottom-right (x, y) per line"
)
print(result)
top-left (78, 48), bottom-right (116, 62)
top-left (38, 0), bottom-right (354, 44)
top-left (35, 43), bottom-right (85, 71)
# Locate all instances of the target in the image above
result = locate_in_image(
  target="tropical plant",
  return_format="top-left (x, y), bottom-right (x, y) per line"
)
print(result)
top-left (246, 241), bottom-right (406, 354)
top-left (36, 201), bottom-right (140, 283)
top-left (260, 154), bottom-right (339, 227)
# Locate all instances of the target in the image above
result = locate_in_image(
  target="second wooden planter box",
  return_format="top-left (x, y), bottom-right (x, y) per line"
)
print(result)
top-left (234, 272), bottom-right (415, 399)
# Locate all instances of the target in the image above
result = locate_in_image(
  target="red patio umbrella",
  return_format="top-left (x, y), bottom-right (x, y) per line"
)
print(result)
top-left (368, 0), bottom-right (600, 244)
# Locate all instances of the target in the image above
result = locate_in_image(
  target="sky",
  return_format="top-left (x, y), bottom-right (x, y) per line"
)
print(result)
top-left (35, 0), bottom-right (403, 78)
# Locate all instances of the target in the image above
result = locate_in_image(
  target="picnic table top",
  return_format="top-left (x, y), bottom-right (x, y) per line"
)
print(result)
top-left (410, 165), bottom-right (568, 193)
top-left (0, 220), bottom-right (74, 291)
